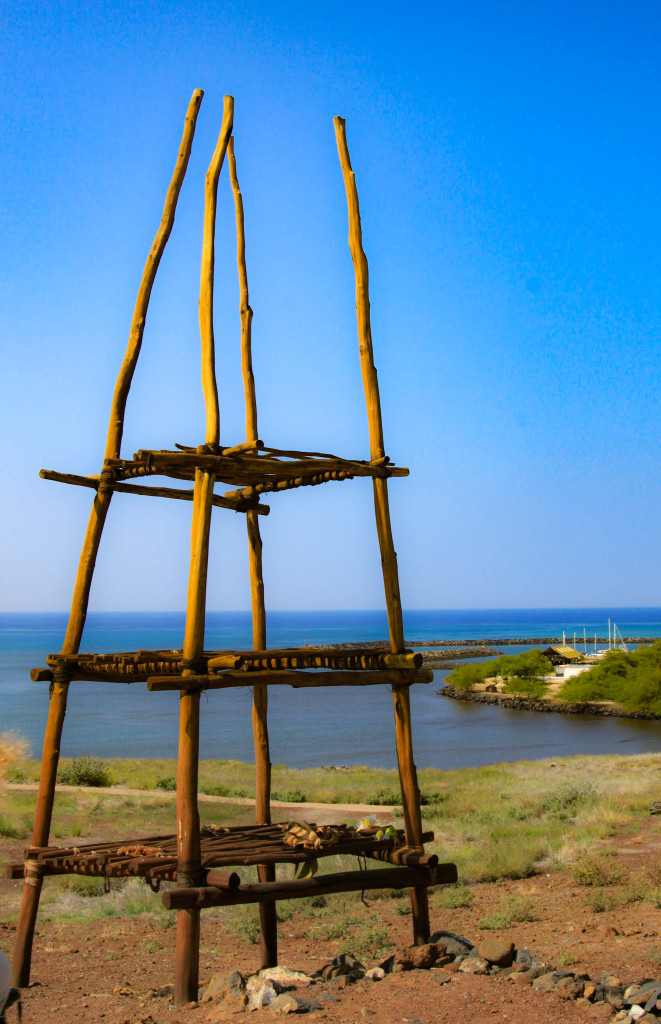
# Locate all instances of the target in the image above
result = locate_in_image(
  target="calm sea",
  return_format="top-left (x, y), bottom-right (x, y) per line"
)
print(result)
top-left (1, 609), bottom-right (659, 769)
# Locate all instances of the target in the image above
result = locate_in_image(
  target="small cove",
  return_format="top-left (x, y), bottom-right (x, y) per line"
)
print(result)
top-left (2, 609), bottom-right (659, 768)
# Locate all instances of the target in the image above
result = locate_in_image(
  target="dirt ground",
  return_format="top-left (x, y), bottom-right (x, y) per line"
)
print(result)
top-left (2, 817), bottom-right (660, 1024)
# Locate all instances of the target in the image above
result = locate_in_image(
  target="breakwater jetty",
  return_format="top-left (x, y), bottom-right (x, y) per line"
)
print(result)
top-left (440, 684), bottom-right (661, 720)
top-left (408, 636), bottom-right (658, 647)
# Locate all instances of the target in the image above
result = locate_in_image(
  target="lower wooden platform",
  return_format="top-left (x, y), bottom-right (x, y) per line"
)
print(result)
top-left (6, 821), bottom-right (457, 916)
top-left (8, 822), bottom-right (443, 885)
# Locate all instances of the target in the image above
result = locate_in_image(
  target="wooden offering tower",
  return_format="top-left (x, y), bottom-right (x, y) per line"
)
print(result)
top-left (11, 92), bottom-right (456, 1004)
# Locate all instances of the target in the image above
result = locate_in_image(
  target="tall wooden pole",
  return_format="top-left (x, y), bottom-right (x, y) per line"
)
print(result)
top-left (173, 95), bottom-right (234, 1005)
top-left (228, 137), bottom-right (277, 967)
top-left (11, 88), bottom-right (204, 988)
top-left (333, 115), bottom-right (429, 944)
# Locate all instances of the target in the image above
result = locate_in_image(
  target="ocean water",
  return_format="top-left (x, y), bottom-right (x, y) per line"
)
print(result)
top-left (1, 608), bottom-right (659, 769)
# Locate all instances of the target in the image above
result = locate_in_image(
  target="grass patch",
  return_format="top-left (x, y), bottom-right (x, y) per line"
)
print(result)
top-left (433, 884), bottom-right (474, 909)
top-left (478, 895), bottom-right (538, 930)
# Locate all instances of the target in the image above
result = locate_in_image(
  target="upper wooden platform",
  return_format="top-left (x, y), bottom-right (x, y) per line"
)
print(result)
top-left (40, 443), bottom-right (407, 515)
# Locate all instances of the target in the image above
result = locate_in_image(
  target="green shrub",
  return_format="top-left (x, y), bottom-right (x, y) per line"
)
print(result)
top-left (272, 789), bottom-right (306, 803)
top-left (541, 784), bottom-right (597, 820)
top-left (584, 890), bottom-right (619, 913)
top-left (571, 852), bottom-right (623, 886)
top-left (368, 788), bottom-right (400, 806)
top-left (446, 663), bottom-right (487, 690)
top-left (58, 757), bottom-right (111, 788)
top-left (155, 776), bottom-right (176, 791)
top-left (503, 677), bottom-right (549, 698)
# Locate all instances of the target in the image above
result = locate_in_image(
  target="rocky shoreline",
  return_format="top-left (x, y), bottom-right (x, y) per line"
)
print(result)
top-left (439, 685), bottom-right (661, 721)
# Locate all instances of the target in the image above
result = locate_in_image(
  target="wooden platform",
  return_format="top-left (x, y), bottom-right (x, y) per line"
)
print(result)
top-left (31, 645), bottom-right (431, 687)
top-left (7, 823), bottom-right (456, 911)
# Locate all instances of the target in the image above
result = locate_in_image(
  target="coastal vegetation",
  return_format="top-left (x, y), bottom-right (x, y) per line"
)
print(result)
top-left (559, 642), bottom-right (661, 714)
top-left (446, 649), bottom-right (553, 696)
top-left (2, 753), bottom-right (659, 893)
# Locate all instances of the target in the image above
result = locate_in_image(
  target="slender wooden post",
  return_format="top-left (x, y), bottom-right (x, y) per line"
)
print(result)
top-left (199, 95), bottom-right (234, 447)
top-left (173, 96), bottom-right (234, 1005)
top-left (174, 468), bottom-right (214, 1004)
top-left (11, 89), bottom-right (204, 989)
top-left (334, 115), bottom-right (429, 944)
top-left (228, 136), bottom-right (277, 967)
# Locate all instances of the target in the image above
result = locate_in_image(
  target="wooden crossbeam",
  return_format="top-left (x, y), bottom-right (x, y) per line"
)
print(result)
top-left (146, 668), bottom-right (432, 691)
top-left (162, 863), bottom-right (457, 910)
top-left (39, 469), bottom-right (269, 514)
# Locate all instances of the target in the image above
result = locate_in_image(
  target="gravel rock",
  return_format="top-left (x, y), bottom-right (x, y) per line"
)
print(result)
top-left (459, 956), bottom-right (489, 975)
top-left (507, 970), bottom-right (535, 987)
top-left (269, 993), bottom-right (320, 1015)
top-left (259, 966), bottom-right (313, 989)
top-left (246, 977), bottom-right (278, 1009)
top-left (364, 967), bottom-right (385, 982)
top-left (428, 930), bottom-right (474, 956)
top-left (201, 971), bottom-right (247, 1011)
top-left (315, 953), bottom-right (365, 982)
top-left (587, 1002), bottom-right (615, 1020)
top-left (555, 976), bottom-right (584, 1000)
top-left (389, 943), bottom-right (448, 972)
top-left (532, 973), bottom-right (558, 994)
top-left (477, 938), bottom-right (515, 967)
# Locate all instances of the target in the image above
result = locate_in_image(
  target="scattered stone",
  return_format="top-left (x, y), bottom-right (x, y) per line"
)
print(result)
top-left (445, 963), bottom-right (461, 974)
top-left (584, 982), bottom-right (597, 1001)
top-left (315, 953), bottom-right (365, 982)
top-left (515, 949), bottom-right (534, 966)
top-left (477, 938), bottom-right (515, 967)
top-left (507, 970), bottom-right (534, 987)
top-left (201, 971), bottom-right (247, 1012)
top-left (430, 969), bottom-right (452, 985)
top-left (459, 956), bottom-right (489, 975)
top-left (625, 982), bottom-right (661, 1011)
top-left (650, 802), bottom-right (661, 814)
top-left (270, 993), bottom-right (302, 1015)
top-left (387, 943), bottom-right (447, 972)
top-left (316, 991), bottom-right (340, 1003)
top-left (268, 993), bottom-right (320, 1015)
top-left (576, 997), bottom-right (592, 1010)
top-left (532, 973), bottom-right (559, 994)
top-left (364, 967), bottom-right (385, 982)
top-left (639, 1015), bottom-right (659, 1023)
top-left (428, 930), bottom-right (474, 956)
top-left (603, 974), bottom-right (623, 990)
top-left (246, 976), bottom-right (279, 1009)
top-left (259, 966), bottom-right (313, 989)
top-left (555, 976), bottom-right (584, 1000)
top-left (605, 989), bottom-right (625, 1010)
top-left (629, 1007), bottom-right (647, 1021)
top-left (149, 985), bottom-right (174, 999)
top-left (588, 1003), bottom-right (615, 1020)
top-left (360, 1009), bottom-right (376, 1017)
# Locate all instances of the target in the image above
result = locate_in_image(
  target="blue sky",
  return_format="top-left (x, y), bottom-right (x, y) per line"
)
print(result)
top-left (2, 0), bottom-right (660, 612)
